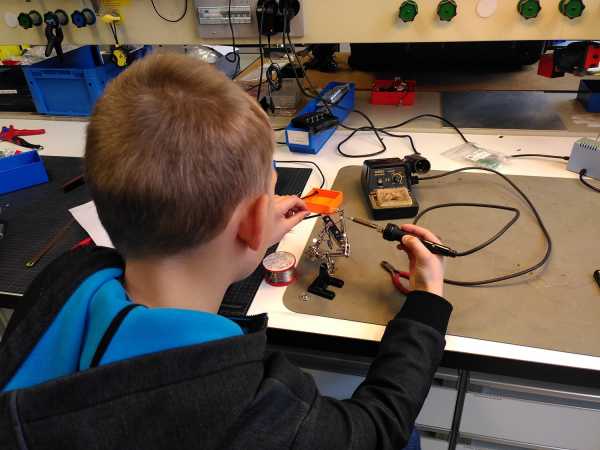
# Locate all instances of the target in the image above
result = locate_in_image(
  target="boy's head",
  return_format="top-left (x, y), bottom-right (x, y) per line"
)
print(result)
top-left (85, 53), bottom-right (275, 277)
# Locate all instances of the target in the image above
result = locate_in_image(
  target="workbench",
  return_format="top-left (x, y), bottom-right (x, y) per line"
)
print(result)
top-left (1, 94), bottom-right (600, 449)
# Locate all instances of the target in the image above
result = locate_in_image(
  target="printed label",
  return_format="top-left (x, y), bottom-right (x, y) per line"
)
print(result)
top-left (286, 130), bottom-right (309, 146)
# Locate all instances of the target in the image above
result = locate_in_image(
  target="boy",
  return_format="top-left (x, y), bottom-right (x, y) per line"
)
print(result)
top-left (0, 54), bottom-right (452, 450)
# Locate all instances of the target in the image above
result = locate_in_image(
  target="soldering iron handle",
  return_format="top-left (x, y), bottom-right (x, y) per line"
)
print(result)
top-left (382, 223), bottom-right (407, 242)
top-left (383, 223), bottom-right (458, 258)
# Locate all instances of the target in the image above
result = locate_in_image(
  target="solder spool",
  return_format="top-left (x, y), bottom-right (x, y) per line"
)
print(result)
top-left (262, 251), bottom-right (297, 286)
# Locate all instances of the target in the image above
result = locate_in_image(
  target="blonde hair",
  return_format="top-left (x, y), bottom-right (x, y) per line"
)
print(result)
top-left (85, 53), bottom-right (274, 257)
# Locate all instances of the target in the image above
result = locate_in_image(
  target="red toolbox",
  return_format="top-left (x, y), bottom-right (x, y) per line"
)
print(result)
top-left (370, 79), bottom-right (416, 106)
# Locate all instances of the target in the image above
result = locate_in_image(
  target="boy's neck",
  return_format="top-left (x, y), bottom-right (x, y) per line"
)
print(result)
top-left (123, 247), bottom-right (233, 313)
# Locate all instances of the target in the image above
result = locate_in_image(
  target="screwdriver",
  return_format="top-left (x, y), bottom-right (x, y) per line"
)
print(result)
top-left (349, 216), bottom-right (458, 258)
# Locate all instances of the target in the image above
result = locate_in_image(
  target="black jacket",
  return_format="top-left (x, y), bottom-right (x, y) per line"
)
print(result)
top-left (0, 247), bottom-right (452, 450)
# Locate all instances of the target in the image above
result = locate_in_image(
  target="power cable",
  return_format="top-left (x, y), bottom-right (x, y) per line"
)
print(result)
top-left (416, 167), bottom-right (552, 287)
top-left (149, 0), bottom-right (188, 22)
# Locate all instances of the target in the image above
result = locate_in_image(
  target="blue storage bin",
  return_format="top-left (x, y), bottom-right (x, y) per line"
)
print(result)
top-left (286, 82), bottom-right (355, 154)
top-left (577, 79), bottom-right (600, 113)
top-left (0, 151), bottom-right (48, 194)
top-left (22, 45), bottom-right (151, 116)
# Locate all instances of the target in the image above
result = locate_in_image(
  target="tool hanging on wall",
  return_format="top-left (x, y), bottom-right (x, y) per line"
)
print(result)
top-left (43, 11), bottom-right (65, 61)
top-left (71, 9), bottom-right (97, 28)
top-left (102, 13), bottom-right (130, 67)
top-left (17, 10), bottom-right (43, 29)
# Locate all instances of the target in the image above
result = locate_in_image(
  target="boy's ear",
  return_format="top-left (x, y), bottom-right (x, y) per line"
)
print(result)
top-left (237, 194), bottom-right (269, 251)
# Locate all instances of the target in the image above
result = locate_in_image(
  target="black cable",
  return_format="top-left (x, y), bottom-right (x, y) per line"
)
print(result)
top-left (245, 83), bottom-right (261, 92)
top-left (281, 25), bottom-right (467, 159)
top-left (281, 30), bottom-right (391, 158)
top-left (256, 8), bottom-right (266, 102)
top-left (414, 203), bottom-right (520, 257)
top-left (224, 0), bottom-right (240, 75)
top-left (417, 167), bottom-right (552, 287)
top-left (511, 154), bottom-right (570, 161)
top-left (149, 0), bottom-right (188, 22)
top-left (273, 160), bottom-right (326, 189)
top-left (266, 63), bottom-right (282, 91)
top-left (283, 32), bottom-right (467, 155)
top-left (109, 22), bottom-right (119, 46)
top-left (579, 169), bottom-right (600, 193)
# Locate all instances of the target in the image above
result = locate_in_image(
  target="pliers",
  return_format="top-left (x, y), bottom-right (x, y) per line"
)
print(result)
top-left (381, 261), bottom-right (411, 295)
top-left (0, 125), bottom-right (45, 150)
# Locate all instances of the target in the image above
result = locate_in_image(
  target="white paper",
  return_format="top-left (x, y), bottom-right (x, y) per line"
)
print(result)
top-left (69, 201), bottom-right (114, 248)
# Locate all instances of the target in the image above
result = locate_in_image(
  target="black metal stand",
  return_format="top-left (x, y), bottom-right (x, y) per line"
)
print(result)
top-left (308, 264), bottom-right (344, 300)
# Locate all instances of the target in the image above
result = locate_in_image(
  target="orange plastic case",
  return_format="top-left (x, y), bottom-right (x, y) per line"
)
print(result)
top-left (303, 188), bottom-right (344, 214)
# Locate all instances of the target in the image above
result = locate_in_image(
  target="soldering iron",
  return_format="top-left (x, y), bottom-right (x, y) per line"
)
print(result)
top-left (349, 216), bottom-right (458, 258)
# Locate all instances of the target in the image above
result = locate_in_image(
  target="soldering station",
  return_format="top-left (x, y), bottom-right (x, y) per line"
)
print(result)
top-left (1, 1), bottom-right (600, 449)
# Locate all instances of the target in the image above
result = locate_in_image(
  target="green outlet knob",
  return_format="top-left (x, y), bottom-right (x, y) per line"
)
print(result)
top-left (559, 0), bottom-right (585, 19)
top-left (437, 0), bottom-right (457, 21)
top-left (517, 0), bottom-right (541, 19)
top-left (399, 1), bottom-right (419, 22)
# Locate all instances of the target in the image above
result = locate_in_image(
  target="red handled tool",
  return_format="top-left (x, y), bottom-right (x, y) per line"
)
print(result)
top-left (381, 261), bottom-right (411, 295)
top-left (0, 125), bottom-right (46, 150)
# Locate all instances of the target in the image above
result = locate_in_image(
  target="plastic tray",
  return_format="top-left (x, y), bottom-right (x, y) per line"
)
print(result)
top-left (0, 151), bottom-right (48, 194)
top-left (285, 82), bottom-right (355, 154)
top-left (303, 188), bottom-right (344, 214)
top-left (23, 46), bottom-right (150, 116)
top-left (577, 79), bottom-right (600, 113)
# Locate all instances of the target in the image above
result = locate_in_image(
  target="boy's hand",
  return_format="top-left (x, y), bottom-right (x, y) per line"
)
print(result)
top-left (397, 224), bottom-right (445, 297)
top-left (268, 195), bottom-right (310, 246)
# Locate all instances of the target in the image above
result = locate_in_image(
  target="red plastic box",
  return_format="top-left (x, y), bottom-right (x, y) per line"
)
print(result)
top-left (370, 80), bottom-right (416, 106)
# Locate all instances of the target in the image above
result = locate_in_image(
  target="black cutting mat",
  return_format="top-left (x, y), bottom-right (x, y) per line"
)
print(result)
top-left (219, 166), bottom-right (312, 316)
top-left (0, 156), bottom-right (89, 298)
top-left (441, 91), bottom-right (566, 130)
top-left (0, 155), bottom-right (311, 316)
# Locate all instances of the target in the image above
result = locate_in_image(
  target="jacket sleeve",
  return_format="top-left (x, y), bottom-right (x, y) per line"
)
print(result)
top-left (292, 291), bottom-right (452, 450)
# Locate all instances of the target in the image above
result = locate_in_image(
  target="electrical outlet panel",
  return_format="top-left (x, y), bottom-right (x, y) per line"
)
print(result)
top-left (195, 0), bottom-right (304, 39)
top-left (198, 5), bottom-right (253, 25)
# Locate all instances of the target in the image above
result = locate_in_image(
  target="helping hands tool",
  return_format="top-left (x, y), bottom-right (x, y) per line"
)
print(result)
top-left (349, 216), bottom-right (458, 258)
top-left (381, 261), bottom-right (411, 295)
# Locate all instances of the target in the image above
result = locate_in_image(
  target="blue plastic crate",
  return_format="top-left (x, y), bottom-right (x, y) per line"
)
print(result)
top-left (286, 82), bottom-right (355, 154)
top-left (577, 79), bottom-right (600, 113)
top-left (22, 45), bottom-right (150, 117)
top-left (0, 151), bottom-right (48, 194)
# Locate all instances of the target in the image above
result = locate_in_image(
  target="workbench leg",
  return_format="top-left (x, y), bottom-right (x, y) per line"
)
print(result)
top-left (448, 369), bottom-right (470, 450)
